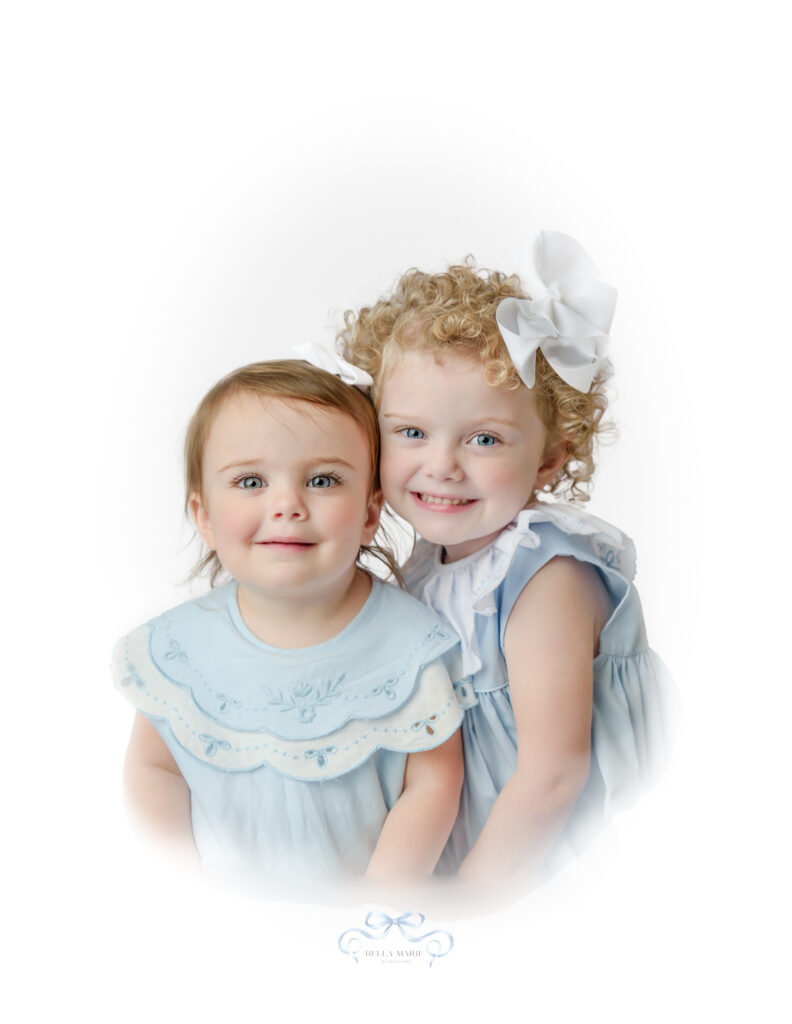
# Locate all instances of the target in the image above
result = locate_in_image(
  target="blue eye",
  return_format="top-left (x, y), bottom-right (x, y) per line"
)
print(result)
top-left (470, 433), bottom-right (498, 447)
top-left (307, 474), bottom-right (339, 489)
top-left (401, 427), bottom-right (426, 440)
top-left (235, 474), bottom-right (265, 489)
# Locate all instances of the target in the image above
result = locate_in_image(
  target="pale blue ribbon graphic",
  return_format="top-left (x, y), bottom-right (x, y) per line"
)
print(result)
top-left (338, 911), bottom-right (453, 965)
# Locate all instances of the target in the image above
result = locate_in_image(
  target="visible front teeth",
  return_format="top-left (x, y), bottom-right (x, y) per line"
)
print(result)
top-left (419, 494), bottom-right (473, 505)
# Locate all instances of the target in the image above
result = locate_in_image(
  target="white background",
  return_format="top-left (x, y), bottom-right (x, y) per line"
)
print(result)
top-left (3, 1), bottom-right (789, 1019)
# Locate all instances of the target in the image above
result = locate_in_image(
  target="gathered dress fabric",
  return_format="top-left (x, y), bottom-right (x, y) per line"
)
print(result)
top-left (403, 504), bottom-right (676, 876)
top-left (112, 578), bottom-right (462, 888)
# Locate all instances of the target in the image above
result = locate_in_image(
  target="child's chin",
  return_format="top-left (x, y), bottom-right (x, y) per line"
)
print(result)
top-left (419, 524), bottom-right (477, 551)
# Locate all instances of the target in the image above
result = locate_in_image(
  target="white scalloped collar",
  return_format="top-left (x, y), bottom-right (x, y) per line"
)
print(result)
top-left (406, 503), bottom-right (635, 677)
top-left (142, 578), bottom-right (457, 741)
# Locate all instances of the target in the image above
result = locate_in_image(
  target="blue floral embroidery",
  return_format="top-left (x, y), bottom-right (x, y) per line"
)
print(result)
top-left (199, 734), bottom-right (232, 757)
top-left (163, 639), bottom-right (189, 663)
top-left (423, 624), bottom-right (448, 643)
top-left (595, 542), bottom-right (620, 569)
top-left (304, 746), bottom-right (337, 768)
top-left (453, 679), bottom-right (477, 709)
top-left (264, 675), bottom-right (345, 723)
top-left (411, 714), bottom-right (440, 736)
top-left (121, 661), bottom-right (145, 690)
top-left (216, 693), bottom-right (243, 714)
top-left (368, 676), bottom-right (399, 700)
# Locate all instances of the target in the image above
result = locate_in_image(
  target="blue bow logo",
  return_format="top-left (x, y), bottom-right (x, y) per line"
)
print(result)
top-left (338, 911), bottom-right (453, 965)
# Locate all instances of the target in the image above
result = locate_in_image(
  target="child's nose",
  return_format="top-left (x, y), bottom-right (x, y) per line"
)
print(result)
top-left (268, 485), bottom-right (308, 520)
top-left (425, 444), bottom-right (464, 481)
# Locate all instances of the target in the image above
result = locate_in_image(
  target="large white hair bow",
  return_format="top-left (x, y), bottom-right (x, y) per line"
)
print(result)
top-left (293, 341), bottom-right (374, 389)
top-left (496, 231), bottom-right (617, 393)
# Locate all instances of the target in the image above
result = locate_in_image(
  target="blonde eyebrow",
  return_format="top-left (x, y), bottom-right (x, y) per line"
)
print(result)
top-left (470, 417), bottom-right (522, 429)
top-left (217, 456), bottom-right (356, 474)
top-left (380, 413), bottom-right (521, 429)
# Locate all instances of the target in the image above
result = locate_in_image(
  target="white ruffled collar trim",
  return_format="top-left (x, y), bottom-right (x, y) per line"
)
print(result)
top-left (413, 503), bottom-right (634, 678)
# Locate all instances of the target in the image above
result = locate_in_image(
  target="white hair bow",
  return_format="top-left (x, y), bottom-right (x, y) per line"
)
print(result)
top-left (293, 341), bottom-right (374, 389)
top-left (496, 231), bottom-right (617, 393)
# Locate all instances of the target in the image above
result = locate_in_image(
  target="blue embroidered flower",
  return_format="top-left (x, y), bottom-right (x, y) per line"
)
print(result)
top-left (411, 714), bottom-right (440, 736)
top-left (163, 639), bottom-right (189, 663)
top-left (216, 693), bottom-right (243, 714)
top-left (453, 679), bottom-right (477, 709)
top-left (121, 661), bottom-right (145, 690)
top-left (595, 542), bottom-right (620, 569)
top-left (265, 675), bottom-right (345, 722)
top-left (199, 734), bottom-right (232, 757)
top-left (304, 746), bottom-right (337, 768)
top-left (369, 676), bottom-right (399, 700)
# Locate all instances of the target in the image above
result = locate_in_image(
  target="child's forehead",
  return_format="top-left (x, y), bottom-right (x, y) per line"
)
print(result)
top-left (383, 343), bottom-right (484, 382)
top-left (384, 346), bottom-right (508, 393)
top-left (380, 348), bottom-right (539, 420)
top-left (204, 391), bottom-right (369, 456)
top-left (214, 391), bottom-right (340, 426)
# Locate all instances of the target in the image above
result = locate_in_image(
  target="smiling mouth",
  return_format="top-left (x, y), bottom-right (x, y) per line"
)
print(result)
top-left (412, 492), bottom-right (476, 507)
top-left (256, 539), bottom-right (315, 547)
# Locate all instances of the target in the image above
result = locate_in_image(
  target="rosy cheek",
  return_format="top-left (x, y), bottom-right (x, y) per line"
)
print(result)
top-left (482, 461), bottom-right (535, 500)
top-left (379, 446), bottom-right (406, 491)
top-left (218, 501), bottom-right (260, 537)
top-left (482, 464), bottom-right (514, 487)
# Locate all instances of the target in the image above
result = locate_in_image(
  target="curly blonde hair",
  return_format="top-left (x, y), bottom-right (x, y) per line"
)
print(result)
top-left (340, 259), bottom-right (611, 503)
top-left (184, 359), bottom-right (401, 584)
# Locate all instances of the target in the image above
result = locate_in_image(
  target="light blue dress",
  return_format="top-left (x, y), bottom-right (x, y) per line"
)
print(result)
top-left (112, 578), bottom-right (463, 887)
top-left (403, 504), bottom-right (676, 876)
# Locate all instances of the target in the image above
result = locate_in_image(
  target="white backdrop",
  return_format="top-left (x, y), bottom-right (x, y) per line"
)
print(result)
top-left (4, 1), bottom-right (789, 1019)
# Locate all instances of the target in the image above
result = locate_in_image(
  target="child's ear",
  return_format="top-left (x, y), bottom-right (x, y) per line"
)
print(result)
top-left (188, 491), bottom-right (215, 551)
top-left (535, 438), bottom-right (569, 490)
top-left (362, 489), bottom-right (385, 545)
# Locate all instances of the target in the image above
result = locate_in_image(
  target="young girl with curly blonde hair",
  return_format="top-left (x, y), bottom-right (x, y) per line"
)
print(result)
top-left (341, 231), bottom-right (674, 883)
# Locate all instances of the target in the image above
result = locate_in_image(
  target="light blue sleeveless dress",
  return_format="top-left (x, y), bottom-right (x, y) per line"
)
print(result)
top-left (403, 504), bottom-right (676, 876)
top-left (112, 578), bottom-right (463, 887)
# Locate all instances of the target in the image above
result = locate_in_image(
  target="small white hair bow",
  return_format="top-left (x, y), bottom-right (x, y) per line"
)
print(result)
top-left (293, 341), bottom-right (374, 389)
top-left (496, 231), bottom-right (617, 393)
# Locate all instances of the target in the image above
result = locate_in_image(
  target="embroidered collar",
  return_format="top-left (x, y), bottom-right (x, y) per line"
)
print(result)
top-left (143, 578), bottom-right (457, 741)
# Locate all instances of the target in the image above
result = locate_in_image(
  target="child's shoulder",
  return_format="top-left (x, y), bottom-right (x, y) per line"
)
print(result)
top-left (521, 504), bottom-right (636, 580)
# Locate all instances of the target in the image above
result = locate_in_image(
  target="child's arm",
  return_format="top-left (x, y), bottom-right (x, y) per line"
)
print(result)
top-left (365, 729), bottom-right (463, 880)
top-left (458, 556), bottom-right (609, 880)
top-left (123, 712), bottom-right (198, 861)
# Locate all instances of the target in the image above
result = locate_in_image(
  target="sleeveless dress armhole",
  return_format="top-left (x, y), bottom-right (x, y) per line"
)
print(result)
top-left (413, 505), bottom-right (677, 877)
top-left (496, 539), bottom-right (635, 654)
